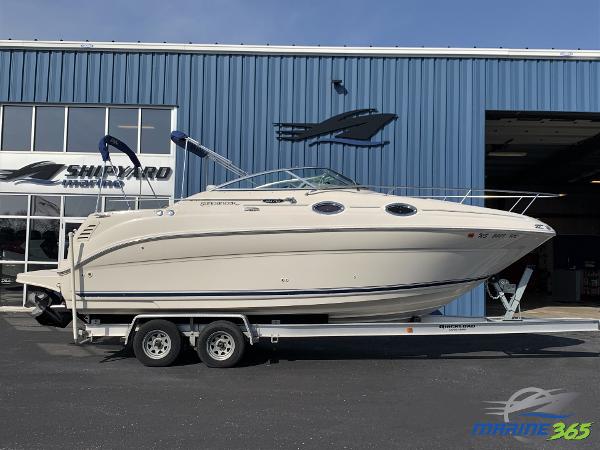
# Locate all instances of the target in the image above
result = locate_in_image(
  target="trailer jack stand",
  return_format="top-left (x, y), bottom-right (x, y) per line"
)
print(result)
top-left (487, 265), bottom-right (534, 320)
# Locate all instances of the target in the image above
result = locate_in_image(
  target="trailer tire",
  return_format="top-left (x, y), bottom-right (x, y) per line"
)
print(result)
top-left (197, 321), bottom-right (246, 368)
top-left (133, 320), bottom-right (182, 367)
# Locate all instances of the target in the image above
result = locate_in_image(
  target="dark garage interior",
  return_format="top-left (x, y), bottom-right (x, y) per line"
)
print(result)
top-left (485, 111), bottom-right (600, 309)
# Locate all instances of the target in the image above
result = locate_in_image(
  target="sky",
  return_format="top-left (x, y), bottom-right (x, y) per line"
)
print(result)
top-left (0, 0), bottom-right (599, 49)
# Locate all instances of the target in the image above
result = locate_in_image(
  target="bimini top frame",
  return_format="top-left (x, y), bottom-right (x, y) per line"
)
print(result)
top-left (170, 134), bottom-right (559, 216)
top-left (171, 131), bottom-right (248, 194)
top-left (96, 135), bottom-right (158, 212)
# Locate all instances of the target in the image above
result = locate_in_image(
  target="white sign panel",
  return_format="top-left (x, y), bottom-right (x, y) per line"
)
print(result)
top-left (0, 152), bottom-right (175, 197)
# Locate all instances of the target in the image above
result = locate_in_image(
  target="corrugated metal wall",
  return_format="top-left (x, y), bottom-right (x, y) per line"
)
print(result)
top-left (3, 49), bottom-right (600, 316)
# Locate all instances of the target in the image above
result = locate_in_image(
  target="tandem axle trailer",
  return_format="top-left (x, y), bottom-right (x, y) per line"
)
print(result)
top-left (78, 313), bottom-right (600, 368)
top-left (66, 264), bottom-right (599, 368)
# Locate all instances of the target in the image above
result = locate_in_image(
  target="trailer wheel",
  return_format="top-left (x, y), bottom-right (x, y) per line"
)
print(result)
top-left (133, 320), bottom-right (182, 367)
top-left (197, 321), bottom-right (246, 368)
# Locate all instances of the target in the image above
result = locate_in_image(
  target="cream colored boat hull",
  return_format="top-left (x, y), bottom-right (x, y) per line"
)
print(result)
top-left (19, 226), bottom-right (552, 321)
top-left (18, 189), bottom-right (555, 322)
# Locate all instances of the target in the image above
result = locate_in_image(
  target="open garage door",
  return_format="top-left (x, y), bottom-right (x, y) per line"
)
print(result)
top-left (485, 111), bottom-right (600, 312)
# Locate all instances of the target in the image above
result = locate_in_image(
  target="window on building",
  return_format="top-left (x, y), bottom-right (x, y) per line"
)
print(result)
top-left (2, 104), bottom-right (173, 154)
top-left (25, 264), bottom-right (57, 272)
top-left (31, 196), bottom-right (61, 217)
top-left (0, 263), bottom-right (25, 306)
top-left (67, 107), bottom-right (105, 152)
top-left (28, 219), bottom-right (59, 262)
top-left (138, 198), bottom-right (170, 209)
top-left (64, 196), bottom-right (97, 217)
top-left (34, 106), bottom-right (65, 151)
top-left (1, 106), bottom-right (32, 151)
top-left (0, 103), bottom-right (175, 305)
top-left (63, 222), bottom-right (83, 259)
top-left (0, 218), bottom-right (27, 261)
top-left (105, 197), bottom-right (136, 212)
top-left (141, 108), bottom-right (171, 154)
top-left (109, 108), bottom-right (138, 152)
top-left (0, 195), bottom-right (28, 216)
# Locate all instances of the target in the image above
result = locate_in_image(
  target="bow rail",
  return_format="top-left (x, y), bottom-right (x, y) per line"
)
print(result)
top-left (320, 185), bottom-right (560, 215)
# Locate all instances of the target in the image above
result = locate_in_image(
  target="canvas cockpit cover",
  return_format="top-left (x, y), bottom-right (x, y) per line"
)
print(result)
top-left (98, 135), bottom-right (141, 168)
top-left (170, 131), bottom-right (209, 158)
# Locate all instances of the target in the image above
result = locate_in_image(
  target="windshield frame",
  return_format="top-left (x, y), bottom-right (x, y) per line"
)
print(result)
top-left (213, 167), bottom-right (358, 191)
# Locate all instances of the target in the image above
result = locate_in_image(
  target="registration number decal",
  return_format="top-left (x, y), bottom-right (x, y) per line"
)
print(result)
top-left (468, 232), bottom-right (519, 239)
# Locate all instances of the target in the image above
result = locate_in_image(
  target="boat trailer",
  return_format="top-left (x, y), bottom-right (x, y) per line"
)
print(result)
top-left (76, 266), bottom-right (600, 368)
top-left (82, 313), bottom-right (600, 344)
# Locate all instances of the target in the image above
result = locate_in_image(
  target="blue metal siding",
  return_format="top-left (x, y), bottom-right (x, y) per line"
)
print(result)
top-left (5, 50), bottom-right (600, 316)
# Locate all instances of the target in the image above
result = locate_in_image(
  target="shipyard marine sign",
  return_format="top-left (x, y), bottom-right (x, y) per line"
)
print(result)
top-left (0, 153), bottom-right (174, 196)
top-left (0, 161), bottom-right (172, 187)
top-left (63, 164), bottom-right (172, 187)
top-left (275, 108), bottom-right (397, 147)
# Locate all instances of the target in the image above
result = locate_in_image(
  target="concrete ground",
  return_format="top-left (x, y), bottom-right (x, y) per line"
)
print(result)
top-left (487, 295), bottom-right (600, 319)
top-left (0, 312), bottom-right (599, 449)
top-left (520, 303), bottom-right (600, 319)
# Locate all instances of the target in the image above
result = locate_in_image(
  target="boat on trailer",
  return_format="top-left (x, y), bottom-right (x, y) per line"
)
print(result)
top-left (19, 165), bottom-right (555, 322)
top-left (15, 132), bottom-right (598, 368)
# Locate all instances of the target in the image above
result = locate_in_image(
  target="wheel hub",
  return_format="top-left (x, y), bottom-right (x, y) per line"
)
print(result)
top-left (142, 330), bottom-right (171, 359)
top-left (206, 331), bottom-right (235, 361)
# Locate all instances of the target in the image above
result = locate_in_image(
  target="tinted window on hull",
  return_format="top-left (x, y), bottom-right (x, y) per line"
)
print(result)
top-left (385, 203), bottom-right (417, 216)
top-left (313, 202), bottom-right (344, 215)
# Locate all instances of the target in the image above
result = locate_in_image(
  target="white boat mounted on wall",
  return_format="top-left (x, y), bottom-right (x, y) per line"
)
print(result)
top-left (18, 133), bottom-right (556, 326)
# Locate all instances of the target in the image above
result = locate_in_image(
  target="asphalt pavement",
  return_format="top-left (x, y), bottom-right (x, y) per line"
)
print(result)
top-left (0, 312), bottom-right (599, 450)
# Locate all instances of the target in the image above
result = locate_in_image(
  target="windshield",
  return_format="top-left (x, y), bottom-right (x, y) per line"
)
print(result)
top-left (215, 167), bottom-right (358, 190)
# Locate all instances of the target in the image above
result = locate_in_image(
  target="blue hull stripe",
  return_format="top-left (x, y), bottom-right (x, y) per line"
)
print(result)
top-left (78, 276), bottom-right (488, 298)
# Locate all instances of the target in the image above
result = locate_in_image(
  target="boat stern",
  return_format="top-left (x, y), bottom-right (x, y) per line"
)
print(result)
top-left (16, 269), bottom-right (72, 328)
top-left (16, 269), bottom-right (61, 292)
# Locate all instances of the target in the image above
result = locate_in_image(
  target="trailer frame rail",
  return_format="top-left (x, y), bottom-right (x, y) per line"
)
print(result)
top-left (81, 313), bottom-right (600, 343)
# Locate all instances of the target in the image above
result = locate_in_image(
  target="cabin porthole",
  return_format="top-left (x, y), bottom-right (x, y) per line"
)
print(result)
top-left (312, 201), bottom-right (344, 215)
top-left (385, 203), bottom-right (417, 216)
